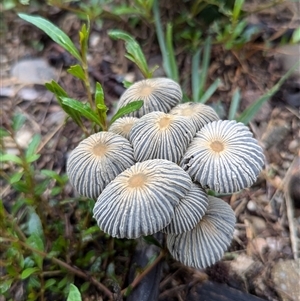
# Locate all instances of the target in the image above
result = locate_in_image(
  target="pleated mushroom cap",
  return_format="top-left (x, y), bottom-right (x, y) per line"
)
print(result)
top-left (67, 132), bottom-right (135, 199)
top-left (130, 111), bottom-right (196, 163)
top-left (162, 183), bottom-right (209, 234)
top-left (180, 120), bottom-right (265, 193)
top-left (117, 78), bottom-right (182, 117)
top-left (167, 196), bottom-right (236, 269)
top-left (170, 102), bottom-right (219, 131)
top-left (108, 116), bottom-right (139, 140)
top-left (93, 159), bottom-right (193, 239)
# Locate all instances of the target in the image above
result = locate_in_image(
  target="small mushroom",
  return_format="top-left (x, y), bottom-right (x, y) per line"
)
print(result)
top-left (180, 120), bottom-right (265, 193)
top-left (116, 78), bottom-right (182, 117)
top-left (93, 159), bottom-right (193, 239)
top-left (170, 102), bottom-right (220, 131)
top-left (108, 116), bottom-right (139, 140)
top-left (67, 132), bottom-right (135, 199)
top-left (162, 183), bottom-right (208, 234)
top-left (130, 111), bottom-right (196, 163)
top-left (167, 196), bottom-right (236, 269)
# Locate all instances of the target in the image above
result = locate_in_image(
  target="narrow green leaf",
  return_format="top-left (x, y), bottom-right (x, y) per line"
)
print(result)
top-left (198, 37), bottom-right (212, 99)
top-left (67, 284), bottom-right (82, 301)
top-left (18, 14), bottom-right (81, 62)
top-left (67, 65), bottom-right (85, 81)
top-left (26, 233), bottom-right (44, 269)
top-left (26, 154), bottom-right (41, 163)
top-left (44, 279), bottom-right (56, 289)
top-left (95, 82), bottom-right (105, 106)
top-left (228, 88), bottom-right (241, 120)
top-left (108, 30), bottom-right (151, 78)
top-left (25, 134), bottom-right (41, 159)
top-left (45, 81), bottom-right (68, 98)
top-left (238, 61), bottom-right (300, 124)
top-left (21, 267), bottom-right (40, 280)
top-left (0, 278), bottom-right (14, 294)
top-left (12, 113), bottom-right (26, 131)
top-left (232, 0), bottom-right (244, 22)
top-left (41, 169), bottom-right (66, 184)
top-left (192, 49), bottom-right (201, 102)
top-left (9, 171), bottom-right (24, 184)
top-left (0, 154), bottom-right (23, 165)
top-left (0, 127), bottom-right (10, 137)
top-left (61, 97), bottom-right (102, 126)
top-left (291, 26), bottom-right (300, 44)
top-left (166, 23), bottom-right (178, 82)
top-left (123, 80), bottom-right (133, 88)
top-left (110, 100), bottom-right (143, 124)
top-left (198, 78), bottom-right (220, 104)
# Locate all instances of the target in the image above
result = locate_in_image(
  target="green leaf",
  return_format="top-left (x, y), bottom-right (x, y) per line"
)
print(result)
top-left (123, 80), bottom-right (133, 88)
top-left (110, 100), bottom-right (143, 124)
top-left (0, 127), bottom-right (10, 137)
top-left (192, 49), bottom-right (201, 102)
top-left (198, 78), bottom-right (220, 104)
top-left (232, 0), bottom-right (244, 22)
top-left (25, 134), bottom-right (41, 159)
top-left (228, 88), bottom-right (241, 120)
top-left (61, 97), bottom-right (102, 126)
top-left (44, 278), bottom-right (56, 289)
top-left (79, 22), bottom-right (90, 58)
top-left (18, 14), bottom-right (81, 62)
top-left (21, 267), bottom-right (40, 280)
top-left (165, 23), bottom-right (178, 82)
top-left (67, 284), bottom-right (82, 301)
top-left (291, 26), bottom-right (300, 44)
top-left (9, 171), bottom-right (24, 184)
top-left (108, 30), bottom-right (152, 78)
top-left (95, 82), bottom-right (105, 107)
top-left (41, 169), bottom-right (66, 185)
top-left (142, 235), bottom-right (163, 248)
top-left (26, 154), bottom-right (41, 163)
top-left (28, 209), bottom-right (44, 239)
top-left (238, 60), bottom-right (300, 124)
top-left (12, 113), bottom-right (26, 131)
top-left (26, 233), bottom-right (44, 269)
top-left (0, 278), bottom-right (13, 294)
top-left (0, 154), bottom-right (23, 165)
top-left (67, 65), bottom-right (85, 81)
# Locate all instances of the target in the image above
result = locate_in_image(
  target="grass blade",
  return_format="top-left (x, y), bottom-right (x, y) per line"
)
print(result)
top-left (228, 88), bottom-right (241, 120)
top-left (192, 49), bottom-right (201, 102)
top-left (198, 78), bottom-right (220, 104)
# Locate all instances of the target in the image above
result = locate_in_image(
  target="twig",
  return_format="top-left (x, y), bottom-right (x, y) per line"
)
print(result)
top-left (121, 250), bottom-right (166, 295)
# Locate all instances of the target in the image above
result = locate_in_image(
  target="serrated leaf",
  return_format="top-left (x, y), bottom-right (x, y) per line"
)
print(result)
top-left (67, 284), bottom-right (82, 301)
top-left (67, 65), bottom-right (85, 81)
top-left (0, 154), bottom-right (23, 165)
top-left (110, 100), bottom-right (143, 124)
top-left (18, 14), bottom-right (81, 62)
top-left (26, 134), bottom-right (41, 159)
top-left (21, 267), bottom-right (40, 279)
top-left (61, 97), bottom-right (102, 126)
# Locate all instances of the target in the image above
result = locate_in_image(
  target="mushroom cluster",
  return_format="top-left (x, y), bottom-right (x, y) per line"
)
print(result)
top-left (67, 77), bottom-right (265, 269)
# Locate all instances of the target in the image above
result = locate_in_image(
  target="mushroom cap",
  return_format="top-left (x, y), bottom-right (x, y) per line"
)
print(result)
top-left (180, 120), bottom-right (265, 193)
top-left (108, 116), bottom-right (139, 140)
top-left (117, 78), bottom-right (182, 118)
top-left (162, 183), bottom-right (209, 234)
top-left (93, 159), bottom-right (193, 239)
top-left (130, 111), bottom-right (196, 163)
top-left (170, 102), bottom-right (220, 131)
top-left (67, 132), bottom-right (135, 199)
top-left (166, 196), bottom-right (236, 269)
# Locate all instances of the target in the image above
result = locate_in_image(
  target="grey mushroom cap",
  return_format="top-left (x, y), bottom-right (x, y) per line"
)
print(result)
top-left (180, 120), bottom-right (265, 193)
top-left (162, 183), bottom-right (209, 235)
top-left (93, 159), bottom-right (193, 239)
top-left (130, 111), bottom-right (197, 164)
top-left (117, 78), bottom-right (182, 118)
top-left (166, 196), bottom-right (236, 269)
top-left (108, 116), bottom-right (139, 140)
top-left (67, 132), bottom-right (135, 199)
top-left (170, 102), bottom-right (220, 131)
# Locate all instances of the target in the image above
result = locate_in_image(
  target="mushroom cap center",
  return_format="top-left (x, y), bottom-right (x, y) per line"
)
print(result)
top-left (138, 84), bottom-right (154, 97)
top-left (181, 107), bottom-right (194, 116)
top-left (92, 143), bottom-right (108, 156)
top-left (123, 123), bottom-right (134, 134)
top-left (158, 116), bottom-right (172, 129)
top-left (210, 140), bottom-right (224, 152)
top-left (128, 173), bottom-right (148, 188)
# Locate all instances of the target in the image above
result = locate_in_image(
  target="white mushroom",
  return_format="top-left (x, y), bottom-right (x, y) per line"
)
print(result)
top-left (108, 116), bottom-right (139, 140)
